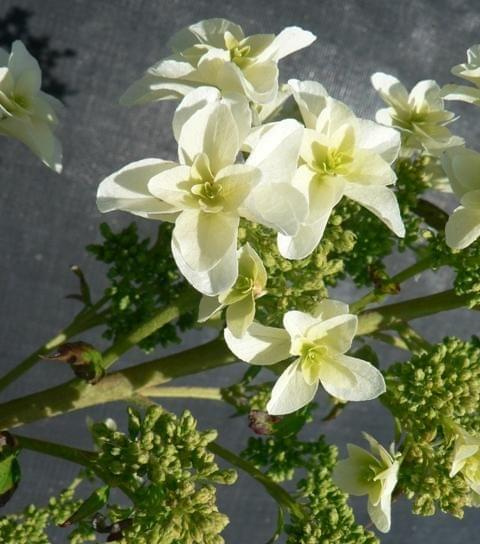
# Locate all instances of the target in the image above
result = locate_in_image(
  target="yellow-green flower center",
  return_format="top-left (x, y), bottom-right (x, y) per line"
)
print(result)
top-left (312, 146), bottom-right (353, 177)
top-left (464, 453), bottom-right (480, 484)
top-left (233, 274), bottom-right (254, 295)
top-left (190, 181), bottom-right (223, 208)
top-left (224, 32), bottom-right (251, 67)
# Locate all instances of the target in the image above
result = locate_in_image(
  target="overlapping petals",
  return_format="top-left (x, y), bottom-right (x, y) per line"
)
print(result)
top-left (278, 81), bottom-right (404, 260)
top-left (371, 72), bottom-right (462, 154)
top-left (120, 18), bottom-right (316, 106)
top-left (224, 299), bottom-right (385, 415)
top-left (0, 40), bottom-right (63, 172)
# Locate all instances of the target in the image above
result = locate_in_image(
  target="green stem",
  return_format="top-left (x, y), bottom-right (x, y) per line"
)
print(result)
top-left (0, 303), bottom-right (107, 395)
top-left (100, 289), bottom-right (199, 371)
top-left (141, 386), bottom-right (222, 400)
top-left (350, 255), bottom-right (436, 313)
top-left (208, 441), bottom-right (305, 521)
top-left (0, 338), bottom-right (235, 430)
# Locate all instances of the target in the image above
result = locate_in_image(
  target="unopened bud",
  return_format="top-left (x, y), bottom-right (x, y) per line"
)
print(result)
top-left (44, 341), bottom-right (105, 384)
top-left (248, 410), bottom-right (281, 435)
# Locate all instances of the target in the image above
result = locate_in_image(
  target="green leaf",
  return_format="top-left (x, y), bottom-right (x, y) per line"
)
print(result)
top-left (59, 485), bottom-right (110, 527)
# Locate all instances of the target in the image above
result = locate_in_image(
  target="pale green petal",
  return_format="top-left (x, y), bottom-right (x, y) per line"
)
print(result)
top-left (312, 299), bottom-right (350, 320)
top-left (147, 164), bottom-right (194, 209)
top-left (169, 18), bottom-right (244, 51)
top-left (119, 73), bottom-right (197, 106)
top-left (409, 79), bottom-right (443, 111)
top-left (445, 206), bottom-right (480, 250)
top-left (224, 322), bottom-right (291, 364)
top-left (344, 184), bottom-right (405, 238)
top-left (442, 84), bottom-right (480, 104)
top-left (283, 310), bottom-right (317, 339)
top-left (215, 164), bottom-right (260, 211)
top-left (267, 358), bottom-right (319, 415)
top-left (198, 295), bottom-right (224, 322)
top-left (9, 40), bottom-right (41, 96)
top-left (441, 147), bottom-right (480, 198)
top-left (97, 158), bottom-right (180, 219)
top-left (226, 294), bottom-right (256, 337)
top-left (332, 447), bottom-right (376, 496)
top-left (367, 494), bottom-right (392, 533)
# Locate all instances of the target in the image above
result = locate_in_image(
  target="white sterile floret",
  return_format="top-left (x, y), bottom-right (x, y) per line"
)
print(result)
top-left (332, 433), bottom-right (400, 533)
top-left (441, 147), bottom-right (480, 250)
top-left (120, 18), bottom-right (316, 106)
top-left (97, 101), bottom-right (307, 296)
top-left (447, 422), bottom-right (480, 502)
top-left (443, 45), bottom-right (480, 106)
top-left (224, 299), bottom-right (385, 415)
top-left (371, 72), bottom-right (463, 154)
top-left (277, 79), bottom-right (404, 260)
top-left (198, 243), bottom-right (267, 337)
top-left (0, 40), bottom-right (63, 172)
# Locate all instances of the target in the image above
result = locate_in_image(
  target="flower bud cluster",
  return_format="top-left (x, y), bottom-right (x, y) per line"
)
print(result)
top-left (91, 406), bottom-right (236, 543)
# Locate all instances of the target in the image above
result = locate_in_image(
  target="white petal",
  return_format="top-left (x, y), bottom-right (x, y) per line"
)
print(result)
top-left (257, 26), bottom-right (316, 62)
top-left (173, 210), bottom-right (239, 271)
top-left (442, 84), bottom-right (480, 105)
top-left (247, 118), bottom-right (303, 185)
top-left (240, 61), bottom-right (279, 104)
top-left (178, 102), bottom-right (239, 173)
top-left (245, 182), bottom-right (308, 236)
top-left (224, 321), bottom-right (291, 364)
top-left (97, 159), bottom-right (179, 219)
top-left (277, 215), bottom-right (329, 260)
top-left (371, 72), bottom-right (409, 110)
top-left (344, 184), bottom-right (405, 237)
top-left (288, 78), bottom-right (329, 128)
top-left (332, 446), bottom-right (378, 495)
top-left (445, 205), bottom-right (480, 250)
top-left (215, 164), bottom-right (260, 211)
top-left (306, 314), bottom-right (358, 353)
top-left (319, 354), bottom-right (385, 402)
top-left (169, 18), bottom-right (244, 51)
top-left (312, 299), bottom-right (350, 320)
top-left (119, 73), bottom-right (197, 106)
top-left (409, 79), bottom-right (443, 111)
top-left (283, 310), bottom-right (317, 338)
top-left (267, 359), bottom-right (318, 415)
top-left (147, 164), bottom-right (193, 209)
top-left (354, 119), bottom-right (400, 163)
top-left (172, 234), bottom-right (237, 295)
top-left (198, 295), bottom-right (224, 322)
top-left (173, 86), bottom-right (222, 141)
top-left (226, 295), bottom-right (256, 337)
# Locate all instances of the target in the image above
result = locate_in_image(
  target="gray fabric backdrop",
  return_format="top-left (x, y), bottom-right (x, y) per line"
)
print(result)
top-left (1, 0), bottom-right (480, 542)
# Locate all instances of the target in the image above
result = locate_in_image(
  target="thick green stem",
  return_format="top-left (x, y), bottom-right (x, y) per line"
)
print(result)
top-left (0, 338), bottom-right (235, 430)
top-left (208, 442), bottom-right (305, 521)
top-left (141, 386), bottom-right (222, 400)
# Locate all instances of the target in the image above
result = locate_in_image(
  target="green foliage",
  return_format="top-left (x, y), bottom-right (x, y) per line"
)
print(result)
top-left (384, 338), bottom-right (480, 517)
top-left (87, 223), bottom-right (195, 352)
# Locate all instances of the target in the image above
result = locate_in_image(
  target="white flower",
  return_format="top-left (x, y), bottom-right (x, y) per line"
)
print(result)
top-left (97, 101), bottom-right (306, 295)
top-left (120, 18), bottom-right (316, 106)
top-left (0, 40), bottom-right (62, 172)
top-left (443, 45), bottom-right (480, 105)
top-left (198, 243), bottom-right (267, 337)
top-left (224, 299), bottom-right (385, 415)
top-left (371, 72), bottom-right (463, 154)
top-left (277, 79), bottom-right (404, 260)
top-left (332, 433), bottom-right (400, 533)
top-left (441, 147), bottom-right (480, 249)
top-left (449, 424), bottom-right (480, 495)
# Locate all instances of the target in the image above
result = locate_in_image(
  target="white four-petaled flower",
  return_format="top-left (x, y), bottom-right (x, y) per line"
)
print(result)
top-left (0, 40), bottom-right (63, 172)
top-left (120, 18), bottom-right (316, 106)
top-left (97, 98), bottom-right (306, 295)
top-left (224, 299), bottom-right (385, 415)
top-left (371, 72), bottom-right (463, 154)
top-left (332, 433), bottom-right (400, 533)
top-left (276, 79), bottom-right (405, 260)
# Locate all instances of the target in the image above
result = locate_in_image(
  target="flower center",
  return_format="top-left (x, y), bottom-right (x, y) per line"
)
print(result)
top-left (190, 181), bottom-right (223, 209)
top-left (298, 341), bottom-right (329, 384)
top-left (224, 32), bottom-right (251, 67)
top-left (312, 146), bottom-right (353, 177)
top-left (233, 274), bottom-right (254, 295)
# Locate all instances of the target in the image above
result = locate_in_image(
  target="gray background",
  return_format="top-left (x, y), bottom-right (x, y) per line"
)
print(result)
top-left (1, 0), bottom-right (480, 542)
